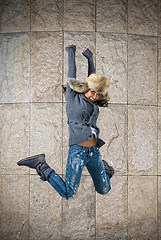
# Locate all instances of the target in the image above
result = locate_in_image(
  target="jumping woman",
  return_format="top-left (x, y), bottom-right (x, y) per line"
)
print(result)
top-left (17, 45), bottom-right (114, 199)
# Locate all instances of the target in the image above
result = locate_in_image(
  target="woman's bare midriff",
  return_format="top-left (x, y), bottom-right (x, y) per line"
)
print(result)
top-left (78, 134), bottom-right (97, 147)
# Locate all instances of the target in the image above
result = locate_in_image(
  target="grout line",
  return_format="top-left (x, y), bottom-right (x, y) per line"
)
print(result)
top-left (61, 0), bottom-right (65, 238)
top-left (0, 101), bottom-right (160, 107)
top-left (0, 30), bottom-right (159, 38)
top-left (1, 30), bottom-right (161, 39)
top-left (126, 105), bottom-right (129, 239)
top-left (2, 173), bottom-right (161, 176)
top-left (94, 191), bottom-right (97, 240)
top-left (126, 174), bottom-right (128, 239)
top-left (127, 0), bottom-right (129, 237)
top-left (157, 0), bottom-right (159, 238)
top-left (95, 0), bottom-right (97, 33)
top-left (28, 1), bottom-right (31, 240)
top-left (95, 1), bottom-right (97, 239)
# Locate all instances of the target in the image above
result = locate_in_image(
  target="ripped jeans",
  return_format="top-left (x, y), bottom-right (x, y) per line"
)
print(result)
top-left (47, 144), bottom-right (111, 199)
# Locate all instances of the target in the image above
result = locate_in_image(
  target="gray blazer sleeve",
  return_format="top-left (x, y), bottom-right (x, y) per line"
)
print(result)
top-left (66, 82), bottom-right (77, 103)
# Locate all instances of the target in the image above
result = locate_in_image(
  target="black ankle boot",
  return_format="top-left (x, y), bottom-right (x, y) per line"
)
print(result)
top-left (17, 154), bottom-right (45, 168)
top-left (36, 162), bottom-right (53, 181)
top-left (17, 154), bottom-right (53, 181)
top-left (102, 160), bottom-right (114, 179)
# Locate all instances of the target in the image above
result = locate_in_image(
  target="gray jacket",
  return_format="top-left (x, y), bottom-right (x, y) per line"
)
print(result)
top-left (66, 82), bottom-right (105, 148)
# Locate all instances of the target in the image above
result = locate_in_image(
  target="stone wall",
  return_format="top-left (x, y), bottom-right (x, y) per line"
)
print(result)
top-left (0, 0), bottom-right (161, 239)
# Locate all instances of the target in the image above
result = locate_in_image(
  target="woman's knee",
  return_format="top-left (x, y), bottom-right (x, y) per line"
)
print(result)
top-left (96, 185), bottom-right (111, 195)
top-left (66, 186), bottom-right (78, 199)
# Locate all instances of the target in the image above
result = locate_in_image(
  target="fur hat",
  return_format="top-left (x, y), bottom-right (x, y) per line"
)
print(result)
top-left (68, 73), bottom-right (110, 100)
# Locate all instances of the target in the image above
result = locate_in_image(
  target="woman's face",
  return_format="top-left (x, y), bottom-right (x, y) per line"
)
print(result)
top-left (84, 89), bottom-right (101, 102)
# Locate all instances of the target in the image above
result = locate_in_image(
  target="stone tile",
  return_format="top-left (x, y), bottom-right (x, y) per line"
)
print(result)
top-left (31, 0), bottom-right (63, 31)
top-left (128, 35), bottom-right (157, 105)
top-left (96, 32), bottom-right (127, 104)
top-left (158, 176), bottom-right (161, 239)
top-left (98, 105), bottom-right (127, 175)
top-left (29, 175), bottom-right (62, 240)
top-left (64, 32), bottom-right (96, 86)
top-left (97, 0), bottom-right (128, 33)
top-left (128, 106), bottom-right (157, 175)
top-left (96, 176), bottom-right (127, 239)
top-left (30, 103), bottom-right (62, 174)
top-left (0, 33), bottom-right (30, 103)
top-left (0, 0), bottom-right (30, 33)
top-left (64, 0), bottom-right (95, 31)
top-left (128, 0), bottom-right (157, 36)
top-left (128, 176), bottom-right (157, 239)
top-left (31, 32), bottom-right (62, 102)
top-left (62, 176), bottom-right (95, 239)
top-left (158, 108), bottom-right (161, 175)
top-left (158, 38), bottom-right (161, 105)
top-left (0, 175), bottom-right (29, 240)
top-left (0, 104), bottom-right (29, 174)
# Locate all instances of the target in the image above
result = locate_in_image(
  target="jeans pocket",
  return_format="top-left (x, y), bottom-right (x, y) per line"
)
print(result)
top-left (72, 150), bottom-right (82, 157)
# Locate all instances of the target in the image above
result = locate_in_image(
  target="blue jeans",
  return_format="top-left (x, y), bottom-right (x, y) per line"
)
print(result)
top-left (47, 144), bottom-right (111, 199)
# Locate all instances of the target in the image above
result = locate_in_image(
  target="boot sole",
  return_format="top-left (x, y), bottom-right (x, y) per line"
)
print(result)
top-left (17, 154), bottom-right (45, 166)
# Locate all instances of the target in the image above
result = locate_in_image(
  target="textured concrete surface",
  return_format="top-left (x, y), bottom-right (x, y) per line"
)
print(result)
top-left (30, 175), bottom-right (62, 239)
top-left (128, 176), bottom-right (157, 239)
top-left (96, 32), bottom-right (127, 104)
top-left (128, 105), bottom-right (157, 175)
top-left (128, 35), bottom-right (157, 105)
top-left (1, 175), bottom-right (29, 240)
top-left (0, 0), bottom-right (161, 239)
top-left (96, 176), bottom-right (128, 239)
top-left (31, 32), bottom-right (63, 102)
top-left (62, 176), bottom-right (95, 239)
top-left (0, 33), bottom-right (30, 103)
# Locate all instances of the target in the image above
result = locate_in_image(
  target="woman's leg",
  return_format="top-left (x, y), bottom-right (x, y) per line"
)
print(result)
top-left (48, 145), bottom-right (87, 199)
top-left (65, 45), bottom-right (76, 78)
top-left (86, 147), bottom-right (111, 194)
top-left (82, 48), bottom-right (95, 76)
top-left (17, 148), bottom-right (86, 199)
